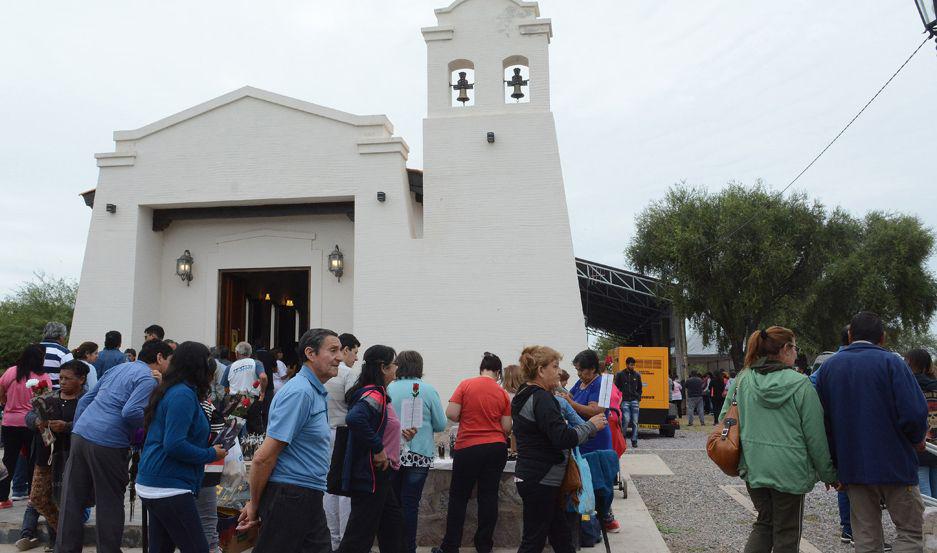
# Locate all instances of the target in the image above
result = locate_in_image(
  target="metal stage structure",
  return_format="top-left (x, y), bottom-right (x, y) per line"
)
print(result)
top-left (576, 257), bottom-right (671, 347)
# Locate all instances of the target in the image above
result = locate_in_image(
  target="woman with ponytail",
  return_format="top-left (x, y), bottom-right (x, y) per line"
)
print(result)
top-left (718, 327), bottom-right (838, 553)
top-left (71, 341), bottom-right (99, 390)
top-left (336, 345), bottom-right (405, 553)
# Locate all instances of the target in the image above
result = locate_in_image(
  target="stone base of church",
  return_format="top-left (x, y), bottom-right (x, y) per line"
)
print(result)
top-left (417, 461), bottom-right (523, 548)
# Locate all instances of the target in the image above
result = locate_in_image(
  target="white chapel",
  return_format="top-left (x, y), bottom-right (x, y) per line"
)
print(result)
top-left (71, 0), bottom-right (599, 398)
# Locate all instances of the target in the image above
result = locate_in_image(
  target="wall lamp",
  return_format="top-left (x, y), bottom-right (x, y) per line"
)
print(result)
top-left (175, 249), bottom-right (193, 286)
top-left (328, 245), bottom-right (345, 282)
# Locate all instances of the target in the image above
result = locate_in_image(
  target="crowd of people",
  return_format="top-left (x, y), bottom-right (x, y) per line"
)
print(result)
top-left (723, 311), bottom-right (934, 553)
top-left (0, 310), bottom-right (934, 553)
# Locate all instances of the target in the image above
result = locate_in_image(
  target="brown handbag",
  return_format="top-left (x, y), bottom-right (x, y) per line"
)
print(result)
top-left (559, 452), bottom-right (582, 504)
top-left (707, 373), bottom-right (743, 476)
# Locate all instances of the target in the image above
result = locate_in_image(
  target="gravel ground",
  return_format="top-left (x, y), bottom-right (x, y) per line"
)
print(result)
top-left (628, 418), bottom-right (898, 553)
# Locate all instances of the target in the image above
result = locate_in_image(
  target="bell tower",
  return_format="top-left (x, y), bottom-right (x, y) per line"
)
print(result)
top-left (418, 0), bottom-right (587, 376)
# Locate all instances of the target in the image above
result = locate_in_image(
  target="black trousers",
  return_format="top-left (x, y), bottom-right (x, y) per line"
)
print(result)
top-left (439, 442), bottom-right (508, 553)
top-left (0, 426), bottom-right (33, 501)
top-left (516, 480), bottom-right (574, 553)
top-left (56, 435), bottom-right (130, 553)
top-left (143, 493), bottom-right (208, 553)
top-left (336, 468), bottom-right (403, 553)
top-left (744, 484), bottom-right (805, 553)
top-left (254, 482), bottom-right (330, 553)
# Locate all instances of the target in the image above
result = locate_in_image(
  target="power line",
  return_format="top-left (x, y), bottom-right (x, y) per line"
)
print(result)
top-left (692, 36), bottom-right (930, 259)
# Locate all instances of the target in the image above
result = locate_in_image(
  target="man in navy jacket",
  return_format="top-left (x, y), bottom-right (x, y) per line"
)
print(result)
top-left (816, 311), bottom-right (928, 552)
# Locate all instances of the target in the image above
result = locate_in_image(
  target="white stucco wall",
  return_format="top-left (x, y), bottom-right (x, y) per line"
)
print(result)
top-left (72, 0), bottom-right (585, 402)
top-left (157, 215), bottom-right (354, 345)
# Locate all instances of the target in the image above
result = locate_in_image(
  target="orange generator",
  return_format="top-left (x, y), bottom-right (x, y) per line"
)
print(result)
top-left (610, 346), bottom-right (679, 437)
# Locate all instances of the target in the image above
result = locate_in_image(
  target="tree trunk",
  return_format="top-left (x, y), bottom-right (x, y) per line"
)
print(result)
top-left (729, 338), bottom-right (745, 373)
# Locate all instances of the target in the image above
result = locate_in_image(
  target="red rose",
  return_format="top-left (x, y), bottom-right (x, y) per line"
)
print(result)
top-left (604, 355), bottom-right (613, 365)
top-left (252, 380), bottom-right (260, 389)
top-left (412, 383), bottom-right (420, 393)
top-left (241, 397), bottom-right (251, 407)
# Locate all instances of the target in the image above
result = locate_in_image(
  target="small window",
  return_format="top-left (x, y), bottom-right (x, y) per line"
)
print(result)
top-left (503, 55), bottom-right (530, 104)
top-left (449, 59), bottom-right (475, 107)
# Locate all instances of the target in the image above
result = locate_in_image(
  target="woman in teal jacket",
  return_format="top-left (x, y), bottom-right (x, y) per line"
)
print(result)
top-left (719, 326), bottom-right (838, 553)
top-left (387, 350), bottom-right (447, 553)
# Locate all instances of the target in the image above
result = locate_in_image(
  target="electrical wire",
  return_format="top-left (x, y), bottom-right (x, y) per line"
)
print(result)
top-left (691, 36), bottom-right (931, 259)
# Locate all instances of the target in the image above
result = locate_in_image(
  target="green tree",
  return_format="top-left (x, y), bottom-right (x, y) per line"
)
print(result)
top-left (627, 182), bottom-right (937, 370)
top-left (0, 273), bottom-right (77, 368)
top-left (797, 212), bottom-right (937, 352)
top-left (592, 332), bottom-right (627, 358)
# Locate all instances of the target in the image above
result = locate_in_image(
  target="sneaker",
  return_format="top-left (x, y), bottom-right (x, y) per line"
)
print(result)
top-left (840, 531), bottom-right (853, 544)
top-left (603, 519), bottom-right (621, 533)
top-left (11, 494), bottom-right (29, 501)
top-left (884, 544), bottom-right (893, 552)
top-left (15, 537), bottom-right (39, 551)
top-left (43, 546), bottom-right (53, 553)
top-left (0, 500), bottom-right (14, 509)
top-left (631, 440), bottom-right (638, 448)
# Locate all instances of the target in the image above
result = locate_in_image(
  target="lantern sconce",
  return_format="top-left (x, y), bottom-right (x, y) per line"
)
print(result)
top-left (487, 132), bottom-right (495, 143)
top-left (913, 0), bottom-right (937, 40)
top-left (264, 293), bottom-right (271, 301)
top-left (175, 249), bottom-right (193, 286)
top-left (285, 299), bottom-right (294, 307)
top-left (328, 245), bottom-right (345, 282)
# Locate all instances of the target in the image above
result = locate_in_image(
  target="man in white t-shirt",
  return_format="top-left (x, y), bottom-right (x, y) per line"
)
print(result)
top-left (222, 342), bottom-right (267, 398)
top-left (322, 333), bottom-right (360, 550)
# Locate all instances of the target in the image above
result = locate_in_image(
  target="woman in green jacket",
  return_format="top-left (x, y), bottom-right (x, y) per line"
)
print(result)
top-left (719, 326), bottom-right (839, 553)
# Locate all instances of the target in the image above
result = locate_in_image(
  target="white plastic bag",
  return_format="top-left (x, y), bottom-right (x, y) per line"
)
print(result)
top-left (217, 437), bottom-right (250, 510)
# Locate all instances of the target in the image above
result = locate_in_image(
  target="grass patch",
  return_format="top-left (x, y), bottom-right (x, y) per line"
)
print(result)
top-left (656, 522), bottom-right (680, 535)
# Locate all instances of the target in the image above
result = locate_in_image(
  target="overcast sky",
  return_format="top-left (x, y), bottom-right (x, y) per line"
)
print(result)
top-left (2, 1), bottom-right (935, 319)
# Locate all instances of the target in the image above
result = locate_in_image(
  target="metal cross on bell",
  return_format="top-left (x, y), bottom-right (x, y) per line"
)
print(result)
top-left (452, 71), bottom-right (474, 105)
top-left (505, 67), bottom-right (528, 101)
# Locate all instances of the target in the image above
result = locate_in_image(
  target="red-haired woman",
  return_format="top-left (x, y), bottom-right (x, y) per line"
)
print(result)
top-left (718, 327), bottom-right (838, 553)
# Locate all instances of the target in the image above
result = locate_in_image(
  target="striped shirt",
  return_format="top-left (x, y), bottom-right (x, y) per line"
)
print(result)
top-left (40, 341), bottom-right (73, 384)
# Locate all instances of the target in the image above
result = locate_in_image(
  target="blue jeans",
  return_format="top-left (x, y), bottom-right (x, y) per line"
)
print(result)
top-left (838, 490), bottom-right (852, 535)
top-left (919, 466), bottom-right (937, 499)
top-left (621, 400), bottom-right (640, 443)
top-left (392, 465), bottom-right (430, 553)
top-left (143, 493), bottom-right (208, 553)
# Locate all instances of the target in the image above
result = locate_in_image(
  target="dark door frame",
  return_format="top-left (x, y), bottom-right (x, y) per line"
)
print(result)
top-left (216, 266), bottom-right (311, 350)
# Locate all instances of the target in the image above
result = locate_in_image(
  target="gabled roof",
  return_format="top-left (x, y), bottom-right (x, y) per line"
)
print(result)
top-left (435, 0), bottom-right (539, 16)
top-left (112, 86), bottom-right (395, 142)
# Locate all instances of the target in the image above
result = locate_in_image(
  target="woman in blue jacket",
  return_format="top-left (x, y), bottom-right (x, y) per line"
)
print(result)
top-left (387, 350), bottom-right (447, 553)
top-left (337, 345), bottom-right (404, 553)
top-left (137, 342), bottom-right (227, 553)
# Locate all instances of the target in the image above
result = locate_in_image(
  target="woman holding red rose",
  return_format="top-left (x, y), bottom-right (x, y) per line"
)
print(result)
top-left (387, 350), bottom-right (447, 553)
top-left (0, 344), bottom-right (52, 508)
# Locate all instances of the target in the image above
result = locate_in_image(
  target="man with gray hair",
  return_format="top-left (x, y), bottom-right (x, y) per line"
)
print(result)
top-left (222, 342), bottom-right (267, 398)
top-left (237, 328), bottom-right (343, 553)
top-left (222, 342), bottom-right (268, 434)
top-left (40, 321), bottom-right (73, 387)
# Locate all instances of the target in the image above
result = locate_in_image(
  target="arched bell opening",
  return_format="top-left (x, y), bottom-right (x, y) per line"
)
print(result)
top-left (503, 55), bottom-right (530, 104)
top-left (449, 59), bottom-right (476, 107)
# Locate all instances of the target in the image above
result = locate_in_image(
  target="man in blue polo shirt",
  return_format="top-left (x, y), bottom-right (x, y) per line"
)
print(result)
top-left (238, 328), bottom-right (343, 553)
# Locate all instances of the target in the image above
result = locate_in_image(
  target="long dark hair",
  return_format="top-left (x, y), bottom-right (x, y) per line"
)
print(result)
top-left (345, 345), bottom-right (396, 405)
top-left (15, 344), bottom-right (46, 382)
top-left (144, 341), bottom-right (213, 429)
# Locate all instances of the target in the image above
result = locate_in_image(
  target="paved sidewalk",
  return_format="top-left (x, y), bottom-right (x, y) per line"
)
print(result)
top-left (0, 456), bottom-right (670, 552)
